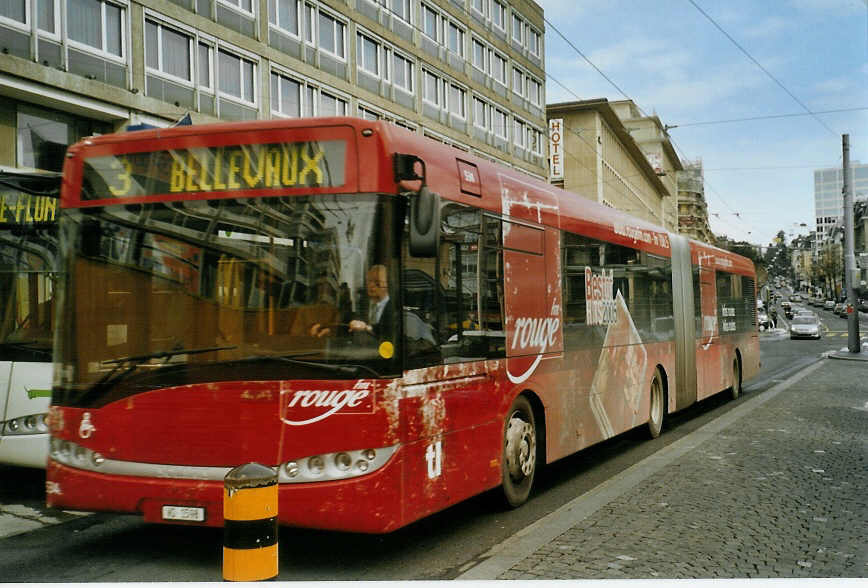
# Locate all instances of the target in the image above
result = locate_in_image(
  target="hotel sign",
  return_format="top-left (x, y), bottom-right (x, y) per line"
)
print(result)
top-left (548, 119), bottom-right (563, 181)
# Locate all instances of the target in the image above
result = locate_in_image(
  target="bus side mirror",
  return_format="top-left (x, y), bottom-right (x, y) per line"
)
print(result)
top-left (409, 186), bottom-right (440, 257)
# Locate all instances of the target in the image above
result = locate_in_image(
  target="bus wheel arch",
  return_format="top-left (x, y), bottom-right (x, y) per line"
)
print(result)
top-left (500, 391), bottom-right (544, 508)
top-left (730, 350), bottom-right (743, 400)
top-left (647, 365), bottom-right (668, 439)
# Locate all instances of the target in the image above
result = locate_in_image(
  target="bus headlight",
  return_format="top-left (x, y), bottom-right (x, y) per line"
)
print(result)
top-left (49, 437), bottom-right (104, 469)
top-left (278, 445), bottom-right (397, 484)
top-left (2, 413), bottom-right (50, 435)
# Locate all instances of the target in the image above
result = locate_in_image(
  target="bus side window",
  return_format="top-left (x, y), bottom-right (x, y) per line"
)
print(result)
top-left (402, 202), bottom-right (505, 369)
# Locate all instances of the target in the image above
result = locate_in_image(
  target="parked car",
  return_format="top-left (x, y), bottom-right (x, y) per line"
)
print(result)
top-left (789, 315), bottom-right (822, 340)
top-left (823, 300), bottom-right (835, 311)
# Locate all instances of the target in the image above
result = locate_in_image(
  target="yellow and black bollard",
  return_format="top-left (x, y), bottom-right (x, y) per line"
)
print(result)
top-left (223, 462), bottom-right (278, 581)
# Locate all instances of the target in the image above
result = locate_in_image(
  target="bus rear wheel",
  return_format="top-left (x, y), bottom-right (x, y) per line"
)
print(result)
top-left (647, 368), bottom-right (665, 439)
top-left (730, 357), bottom-right (742, 400)
top-left (501, 395), bottom-right (537, 508)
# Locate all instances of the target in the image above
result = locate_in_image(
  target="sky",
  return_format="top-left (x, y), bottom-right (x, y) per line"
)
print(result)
top-left (539, 0), bottom-right (868, 247)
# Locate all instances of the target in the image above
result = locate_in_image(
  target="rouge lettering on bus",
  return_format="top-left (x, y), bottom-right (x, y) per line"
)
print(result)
top-left (280, 381), bottom-right (374, 426)
top-left (81, 141), bottom-right (346, 200)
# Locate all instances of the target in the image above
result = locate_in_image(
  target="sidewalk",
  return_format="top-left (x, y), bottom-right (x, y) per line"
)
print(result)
top-left (459, 358), bottom-right (868, 580)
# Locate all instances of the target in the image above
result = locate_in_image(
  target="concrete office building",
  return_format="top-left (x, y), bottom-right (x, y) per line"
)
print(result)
top-left (814, 161), bottom-right (868, 242)
top-left (0, 0), bottom-right (547, 178)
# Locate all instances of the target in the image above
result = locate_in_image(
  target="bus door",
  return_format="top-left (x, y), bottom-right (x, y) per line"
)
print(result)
top-left (695, 257), bottom-right (719, 400)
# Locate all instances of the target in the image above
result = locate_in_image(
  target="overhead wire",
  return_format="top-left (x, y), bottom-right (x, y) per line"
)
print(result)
top-left (685, 0), bottom-right (839, 138)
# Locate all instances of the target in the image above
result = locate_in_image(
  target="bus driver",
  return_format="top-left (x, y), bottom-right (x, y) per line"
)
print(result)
top-left (310, 264), bottom-right (394, 338)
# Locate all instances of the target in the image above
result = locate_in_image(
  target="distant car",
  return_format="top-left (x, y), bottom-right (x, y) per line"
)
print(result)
top-left (824, 300), bottom-right (835, 310)
top-left (836, 303), bottom-right (850, 318)
top-left (833, 302), bottom-right (846, 316)
top-left (781, 300), bottom-right (792, 310)
top-left (795, 310), bottom-right (817, 319)
top-left (791, 294), bottom-right (801, 302)
top-left (789, 315), bottom-right (821, 340)
top-left (757, 311), bottom-right (770, 329)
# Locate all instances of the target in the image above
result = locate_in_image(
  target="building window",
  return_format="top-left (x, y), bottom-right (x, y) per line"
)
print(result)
top-left (423, 69), bottom-right (441, 106)
top-left (318, 89), bottom-right (347, 116)
top-left (471, 38), bottom-right (487, 73)
top-left (0, 0), bottom-right (26, 25)
top-left (491, 0), bottom-right (505, 30)
top-left (446, 20), bottom-right (464, 57)
top-left (527, 77), bottom-right (541, 105)
top-left (473, 96), bottom-right (489, 130)
top-left (219, 0), bottom-right (253, 15)
top-left (392, 51), bottom-right (414, 93)
top-left (512, 66), bottom-right (523, 96)
top-left (492, 51), bottom-right (507, 85)
top-left (357, 33), bottom-right (381, 76)
top-left (198, 42), bottom-right (213, 89)
top-left (448, 83), bottom-right (466, 119)
top-left (268, 0), bottom-right (300, 36)
top-left (390, 0), bottom-right (411, 23)
top-left (527, 27), bottom-right (540, 57)
top-left (67, 0), bottom-right (124, 58)
top-left (511, 12), bottom-right (523, 45)
top-left (493, 108), bottom-right (508, 139)
top-left (145, 19), bottom-right (192, 83)
top-left (218, 48), bottom-right (256, 104)
top-left (270, 71), bottom-right (301, 117)
top-left (422, 3), bottom-right (440, 43)
top-left (307, 5), bottom-right (345, 59)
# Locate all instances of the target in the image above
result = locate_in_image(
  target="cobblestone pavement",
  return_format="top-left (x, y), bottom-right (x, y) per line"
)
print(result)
top-left (496, 359), bottom-right (867, 580)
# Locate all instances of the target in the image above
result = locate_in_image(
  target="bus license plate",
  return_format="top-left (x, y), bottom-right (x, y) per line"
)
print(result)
top-left (161, 505), bottom-right (205, 522)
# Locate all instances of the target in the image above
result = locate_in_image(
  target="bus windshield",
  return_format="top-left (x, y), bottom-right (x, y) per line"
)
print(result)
top-left (0, 222), bottom-right (59, 363)
top-left (55, 194), bottom-right (402, 406)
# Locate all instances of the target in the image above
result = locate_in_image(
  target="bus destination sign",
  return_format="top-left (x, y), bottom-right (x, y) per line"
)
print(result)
top-left (0, 192), bottom-right (58, 225)
top-left (81, 140), bottom-right (347, 200)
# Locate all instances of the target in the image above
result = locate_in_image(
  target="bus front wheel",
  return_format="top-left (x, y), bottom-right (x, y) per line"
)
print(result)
top-left (501, 395), bottom-right (537, 508)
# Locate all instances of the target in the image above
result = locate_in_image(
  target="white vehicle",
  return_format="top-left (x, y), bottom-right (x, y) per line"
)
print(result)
top-left (0, 172), bottom-right (59, 468)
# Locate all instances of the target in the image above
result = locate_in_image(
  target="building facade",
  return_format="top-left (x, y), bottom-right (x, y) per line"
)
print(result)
top-left (1, 0), bottom-right (547, 178)
top-left (675, 159), bottom-right (715, 244)
top-left (814, 161), bottom-right (868, 242)
top-left (609, 100), bottom-right (681, 230)
top-left (546, 98), bottom-right (675, 231)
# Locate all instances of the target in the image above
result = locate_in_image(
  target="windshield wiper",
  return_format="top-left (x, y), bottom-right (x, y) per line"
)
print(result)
top-left (90, 345), bottom-right (238, 392)
top-left (239, 354), bottom-right (382, 378)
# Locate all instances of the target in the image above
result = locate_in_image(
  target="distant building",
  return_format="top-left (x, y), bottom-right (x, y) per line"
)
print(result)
top-left (675, 159), bottom-right (715, 245)
top-left (0, 0), bottom-right (548, 178)
top-left (814, 161), bottom-right (868, 242)
top-left (609, 100), bottom-right (682, 230)
top-left (546, 98), bottom-right (676, 230)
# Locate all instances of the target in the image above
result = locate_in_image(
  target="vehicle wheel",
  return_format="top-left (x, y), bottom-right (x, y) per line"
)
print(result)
top-left (647, 368), bottom-right (665, 439)
top-left (501, 395), bottom-right (537, 508)
top-left (730, 357), bottom-right (742, 400)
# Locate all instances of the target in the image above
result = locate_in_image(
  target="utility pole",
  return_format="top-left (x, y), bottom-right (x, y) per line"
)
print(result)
top-left (842, 134), bottom-right (861, 353)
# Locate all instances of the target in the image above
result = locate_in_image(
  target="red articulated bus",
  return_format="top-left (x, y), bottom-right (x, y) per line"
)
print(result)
top-left (46, 117), bottom-right (759, 532)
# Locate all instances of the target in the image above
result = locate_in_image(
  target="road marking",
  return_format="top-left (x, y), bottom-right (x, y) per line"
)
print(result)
top-left (457, 360), bottom-right (826, 580)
